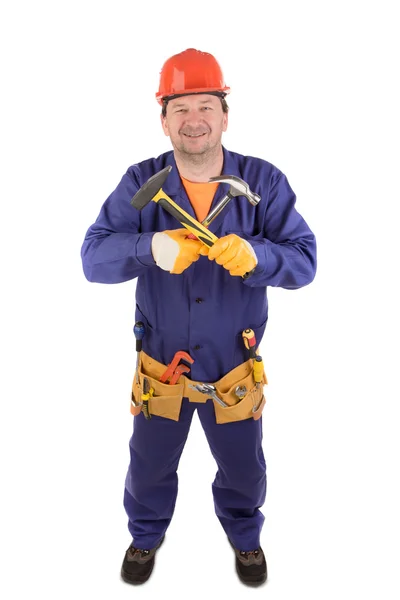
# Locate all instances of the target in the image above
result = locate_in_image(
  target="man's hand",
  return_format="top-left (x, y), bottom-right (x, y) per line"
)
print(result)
top-left (151, 229), bottom-right (204, 274)
top-left (199, 234), bottom-right (258, 277)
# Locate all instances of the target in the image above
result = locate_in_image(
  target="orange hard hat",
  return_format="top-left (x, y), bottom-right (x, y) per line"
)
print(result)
top-left (156, 48), bottom-right (230, 105)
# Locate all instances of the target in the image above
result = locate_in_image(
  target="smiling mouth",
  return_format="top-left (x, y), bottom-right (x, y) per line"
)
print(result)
top-left (182, 133), bottom-right (207, 138)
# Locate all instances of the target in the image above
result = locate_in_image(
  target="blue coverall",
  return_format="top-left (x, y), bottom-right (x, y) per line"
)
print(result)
top-left (81, 146), bottom-right (317, 551)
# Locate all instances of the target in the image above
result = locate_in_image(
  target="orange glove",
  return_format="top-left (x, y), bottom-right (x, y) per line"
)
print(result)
top-left (199, 234), bottom-right (257, 277)
top-left (151, 229), bottom-right (203, 274)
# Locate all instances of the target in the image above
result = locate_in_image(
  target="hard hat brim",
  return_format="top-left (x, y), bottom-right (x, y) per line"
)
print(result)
top-left (156, 87), bottom-right (230, 106)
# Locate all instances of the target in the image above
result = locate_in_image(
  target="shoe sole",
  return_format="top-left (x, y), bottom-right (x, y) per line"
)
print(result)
top-left (236, 566), bottom-right (267, 587)
top-left (121, 535), bottom-right (165, 585)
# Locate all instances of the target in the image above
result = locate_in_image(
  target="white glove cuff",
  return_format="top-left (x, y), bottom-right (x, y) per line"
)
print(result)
top-left (151, 232), bottom-right (179, 271)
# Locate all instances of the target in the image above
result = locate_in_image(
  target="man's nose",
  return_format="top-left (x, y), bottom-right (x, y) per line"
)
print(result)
top-left (185, 110), bottom-right (203, 123)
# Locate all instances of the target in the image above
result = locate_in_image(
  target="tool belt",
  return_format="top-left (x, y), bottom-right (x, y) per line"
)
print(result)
top-left (131, 351), bottom-right (267, 424)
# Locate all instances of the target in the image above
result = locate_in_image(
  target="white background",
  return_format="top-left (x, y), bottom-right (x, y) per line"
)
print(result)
top-left (1, 0), bottom-right (399, 598)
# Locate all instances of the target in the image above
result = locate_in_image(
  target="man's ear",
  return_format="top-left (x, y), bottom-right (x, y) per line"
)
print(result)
top-left (222, 111), bottom-right (228, 133)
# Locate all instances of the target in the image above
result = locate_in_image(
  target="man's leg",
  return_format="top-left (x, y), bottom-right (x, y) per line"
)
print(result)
top-left (197, 400), bottom-right (266, 551)
top-left (123, 398), bottom-right (196, 549)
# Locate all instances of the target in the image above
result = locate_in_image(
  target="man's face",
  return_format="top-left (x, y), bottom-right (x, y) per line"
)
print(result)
top-left (161, 94), bottom-right (228, 157)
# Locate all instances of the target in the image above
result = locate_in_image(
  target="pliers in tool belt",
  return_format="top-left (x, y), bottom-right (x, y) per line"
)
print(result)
top-left (141, 377), bottom-right (154, 420)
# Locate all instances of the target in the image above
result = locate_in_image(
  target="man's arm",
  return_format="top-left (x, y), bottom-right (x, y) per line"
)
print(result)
top-left (81, 170), bottom-right (156, 284)
top-left (243, 172), bottom-right (317, 289)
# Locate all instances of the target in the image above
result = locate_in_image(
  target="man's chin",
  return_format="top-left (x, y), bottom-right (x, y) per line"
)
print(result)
top-left (177, 143), bottom-right (209, 156)
top-left (183, 146), bottom-right (208, 155)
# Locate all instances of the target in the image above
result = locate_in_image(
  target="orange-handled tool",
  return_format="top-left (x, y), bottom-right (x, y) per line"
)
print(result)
top-left (242, 328), bottom-right (257, 359)
top-left (242, 328), bottom-right (265, 388)
top-left (160, 350), bottom-right (194, 384)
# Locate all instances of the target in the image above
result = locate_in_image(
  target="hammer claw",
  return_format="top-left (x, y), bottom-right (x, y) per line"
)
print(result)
top-left (208, 175), bottom-right (261, 205)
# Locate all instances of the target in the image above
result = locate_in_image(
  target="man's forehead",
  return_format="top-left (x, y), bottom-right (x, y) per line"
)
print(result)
top-left (168, 94), bottom-right (219, 108)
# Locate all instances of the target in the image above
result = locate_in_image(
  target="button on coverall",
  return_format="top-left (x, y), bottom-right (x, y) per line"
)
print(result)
top-left (81, 147), bottom-right (317, 551)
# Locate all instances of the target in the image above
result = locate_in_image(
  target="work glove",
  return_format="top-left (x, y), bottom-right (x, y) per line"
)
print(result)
top-left (199, 234), bottom-right (258, 277)
top-left (151, 229), bottom-right (203, 274)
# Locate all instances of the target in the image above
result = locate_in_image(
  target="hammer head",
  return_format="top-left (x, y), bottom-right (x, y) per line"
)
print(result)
top-left (130, 166), bottom-right (172, 210)
top-left (208, 174), bottom-right (261, 206)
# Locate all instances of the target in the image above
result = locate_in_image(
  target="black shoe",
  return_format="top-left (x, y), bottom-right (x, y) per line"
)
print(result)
top-left (228, 538), bottom-right (267, 586)
top-left (121, 535), bottom-right (165, 584)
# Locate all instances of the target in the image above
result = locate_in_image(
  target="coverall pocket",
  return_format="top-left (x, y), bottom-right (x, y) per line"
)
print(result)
top-left (131, 367), bottom-right (184, 422)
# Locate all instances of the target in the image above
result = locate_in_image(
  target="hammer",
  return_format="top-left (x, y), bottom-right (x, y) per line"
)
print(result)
top-left (130, 166), bottom-right (217, 247)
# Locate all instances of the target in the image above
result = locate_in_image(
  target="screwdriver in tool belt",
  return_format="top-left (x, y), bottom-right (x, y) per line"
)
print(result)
top-left (242, 328), bottom-right (264, 388)
top-left (242, 328), bottom-right (257, 359)
top-left (253, 355), bottom-right (264, 390)
top-left (134, 321), bottom-right (145, 385)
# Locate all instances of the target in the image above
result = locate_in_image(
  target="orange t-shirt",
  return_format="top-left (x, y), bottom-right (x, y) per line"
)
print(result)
top-left (181, 177), bottom-right (219, 223)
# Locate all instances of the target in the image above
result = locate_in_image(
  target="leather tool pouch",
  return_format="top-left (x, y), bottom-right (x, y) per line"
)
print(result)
top-left (131, 353), bottom-right (184, 421)
top-left (131, 351), bottom-right (267, 424)
top-left (210, 360), bottom-right (268, 424)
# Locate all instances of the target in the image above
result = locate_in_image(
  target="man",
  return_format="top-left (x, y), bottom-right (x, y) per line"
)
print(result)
top-left (81, 48), bottom-right (317, 586)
